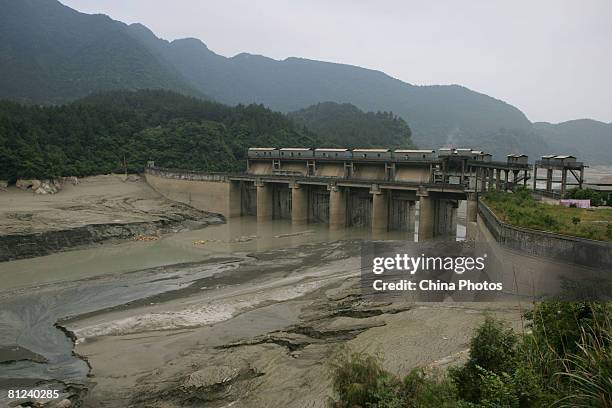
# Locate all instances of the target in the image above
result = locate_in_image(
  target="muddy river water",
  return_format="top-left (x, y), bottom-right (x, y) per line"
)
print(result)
top-left (0, 213), bottom-right (470, 406)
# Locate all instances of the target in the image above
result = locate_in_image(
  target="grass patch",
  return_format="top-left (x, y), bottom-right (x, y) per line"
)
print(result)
top-left (482, 189), bottom-right (612, 242)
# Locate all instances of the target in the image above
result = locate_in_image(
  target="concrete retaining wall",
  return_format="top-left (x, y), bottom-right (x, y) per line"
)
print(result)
top-left (478, 200), bottom-right (612, 269)
top-left (145, 167), bottom-right (240, 217)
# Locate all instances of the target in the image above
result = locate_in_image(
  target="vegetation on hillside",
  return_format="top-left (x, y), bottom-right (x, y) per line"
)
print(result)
top-left (0, 0), bottom-right (198, 104)
top-left (482, 189), bottom-right (612, 242)
top-left (329, 301), bottom-right (612, 407)
top-left (288, 102), bottom-right (414, 149)
top-left (0, 90), bottom-right (318, 181)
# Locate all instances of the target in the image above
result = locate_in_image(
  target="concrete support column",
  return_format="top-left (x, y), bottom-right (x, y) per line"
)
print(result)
top-left (523, 170), bottom-right (528, 187)
top-left (495, 169), bottom-right (502, 190)
top-left (329, 186), bottom-right (346, 229)
top-left (513, 170), bottom-right (519, 187)
top-left (561, 169), bottom-right (568, 197)
top-left (228, 181), bottom-right (242, 217)
top-left (371, 189), bottom-right (388, 232)
top-left (291, 185), bottom-right (308, 224)
top-left (256, 181), bottom-right (273, 220)
top-left (533, 165), bottom-right (538, 190)
top-left (487, 169), bottom-right (494, 192)
top-left (480, 168), bottom-right (487, 192)
top-left (504, 170), bottom-right (509, 191)
top-left (418, 192), bottom-right (434, 241)
top-left (546, 169), bottom-right (553, 192)
top-left (467, 193), bottom-right (478, 222)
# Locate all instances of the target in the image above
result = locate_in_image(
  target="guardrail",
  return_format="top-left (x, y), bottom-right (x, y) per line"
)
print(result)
top-left (478, 199), bottom-right (612, 269)
top-left (146, 166), bottom-right (467, 192)
top-left (145, 166), bottom-right (240, 182)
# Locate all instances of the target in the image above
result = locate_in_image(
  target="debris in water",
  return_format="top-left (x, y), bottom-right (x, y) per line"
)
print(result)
top-left (133, 233), bottom-right (159, 241)
top-left (274, 230), bottom-right (314, 238)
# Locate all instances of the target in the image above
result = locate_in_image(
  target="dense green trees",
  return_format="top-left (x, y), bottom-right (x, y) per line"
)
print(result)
top-left (0, 90), bottom-right (318, 181)
top-left (289, 102), bottom-right (414, 149)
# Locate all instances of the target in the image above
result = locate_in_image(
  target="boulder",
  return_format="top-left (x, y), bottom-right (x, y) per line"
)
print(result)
top-left (16, 179), bottom-right (40, 190)
top-left (34, 180), bottom-right (60, 195)
top-left (52, 178), bottom-right (64, 190)
top-left (126, 174), bottom-right (141, 182)
top-left (0, 180), bottom-right (7, 191)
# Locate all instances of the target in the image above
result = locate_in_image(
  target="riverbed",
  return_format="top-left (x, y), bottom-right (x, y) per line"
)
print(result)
top-left (0, 177), bottom-right (525, 408)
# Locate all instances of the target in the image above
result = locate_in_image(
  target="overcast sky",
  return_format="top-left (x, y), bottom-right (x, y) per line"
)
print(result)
top-left (62, 0), bottom-right (612, 124)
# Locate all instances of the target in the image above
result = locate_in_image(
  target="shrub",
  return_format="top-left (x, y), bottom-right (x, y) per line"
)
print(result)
top-left (328, 303), bottom-right (611, 408)
top-left (450, 316), bottom-right (518, 402)
top-left (567, 188), bottom-right (604, 206)
top-left (555, 324), bottom-right (612, 408)
top-left (399, 368), bottom-right (460, 408)
top-left (328, 351), bottom-right (401, 408)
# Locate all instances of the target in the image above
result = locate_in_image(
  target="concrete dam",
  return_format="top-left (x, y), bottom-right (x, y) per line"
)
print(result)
top-left (144, 147), bottom-right (533, 239)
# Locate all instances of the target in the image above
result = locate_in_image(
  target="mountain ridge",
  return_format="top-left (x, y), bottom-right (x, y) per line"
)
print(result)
top-left (0, 0), bottom-right (609, 163)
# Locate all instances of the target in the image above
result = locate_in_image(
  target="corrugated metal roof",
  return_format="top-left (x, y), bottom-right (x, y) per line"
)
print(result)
top-left (394, 149), bottom-right (434, 153)
top-left (279, 147), bottom-right (311, 151)
top-left (353, 148), bottom-right (390, 152)
top-left (249, 147), bottom-right (276, 150)
top-left (314, 148), bottom-right (348, 151)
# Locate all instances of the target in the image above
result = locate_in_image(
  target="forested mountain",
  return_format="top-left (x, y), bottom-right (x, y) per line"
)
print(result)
top-left (0, 90), bottom-right (319, 181)
top-left (0, 0), bottom-right (198, 104)
top-left (289, 102), bottom-right (414, 149)
top-left (533, 119), bottom-right (612, 165)
top-left (0, 0), bottom-right (609, 164)
top-left (127, 24), bottom-right (532, 153)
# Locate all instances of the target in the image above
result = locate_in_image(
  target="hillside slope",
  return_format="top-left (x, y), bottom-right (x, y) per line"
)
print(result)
top-left (0, 0), bottom-right (608, 163)
top-left (129, 24), bottom-right (532, 150)
top-left (0, 0), bottom-right (197, 104)
top-left (0, 90), bottom-right (319, 181)
top-left (288, 102), bottom-right (415, 149)
top-left (534, 119), bottom-right (612, 165)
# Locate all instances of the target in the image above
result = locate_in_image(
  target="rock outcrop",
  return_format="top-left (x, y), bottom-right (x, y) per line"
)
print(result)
top-left (16, 178), bottom-right (63, 194)
top-left (34, 179), bottom-right (63, 195)
top-left (16, 179), bottom-right (40, 190)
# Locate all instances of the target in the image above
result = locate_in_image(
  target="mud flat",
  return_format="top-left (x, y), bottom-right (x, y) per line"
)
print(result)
top-left (63, 242), bottom-right (524, 408)
top-left (76, 281), bottom-right (524, 408)
top-left (0, 174), bottom-right (223, 261)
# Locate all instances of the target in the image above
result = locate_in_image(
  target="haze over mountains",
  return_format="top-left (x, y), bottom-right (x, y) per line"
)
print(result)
top-left (1, 0), bottom-right (610, 164)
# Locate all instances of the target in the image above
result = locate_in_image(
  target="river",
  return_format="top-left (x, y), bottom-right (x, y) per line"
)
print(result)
top-left (0, 212), bottom-right (469, 406)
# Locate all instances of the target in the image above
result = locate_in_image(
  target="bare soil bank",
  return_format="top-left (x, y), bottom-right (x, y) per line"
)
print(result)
top-left (0, 175), bottom-right (223, 261)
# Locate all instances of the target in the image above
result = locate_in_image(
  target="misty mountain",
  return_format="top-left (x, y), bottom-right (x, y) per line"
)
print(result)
top-left (0, 0), bottom-right (609, 164)
top-left (533, 119), bottom-right (612, 165)
top-left (0, 0), bottom-right (198, 104)
top-left (288, 102), bottom-right (415, 149)
top-left (128, 24), bottom-right (532, 151)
